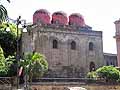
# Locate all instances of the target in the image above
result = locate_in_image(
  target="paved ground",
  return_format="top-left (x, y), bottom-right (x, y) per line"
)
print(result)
top-left (67, 87), bottom-right (87, 90)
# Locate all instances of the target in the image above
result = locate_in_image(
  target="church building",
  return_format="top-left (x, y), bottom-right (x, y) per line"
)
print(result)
top-left (22, 9), bottom-right (110, 78)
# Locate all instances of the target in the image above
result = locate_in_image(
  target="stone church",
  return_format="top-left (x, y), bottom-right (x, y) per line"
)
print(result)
top-left (22, 9), bottom-right (108, 78)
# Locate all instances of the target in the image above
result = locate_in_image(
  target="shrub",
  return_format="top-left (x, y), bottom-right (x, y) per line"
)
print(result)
top-left (87, 71), bottom-right (98, 79)
top-left (96, 66), bottom-right (120, 82)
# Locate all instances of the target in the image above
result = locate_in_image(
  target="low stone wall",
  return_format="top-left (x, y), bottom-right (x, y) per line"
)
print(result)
top-left (31, 83), bottom-right (120, 90)
top-left (83, 85), bottom-right (120, 90)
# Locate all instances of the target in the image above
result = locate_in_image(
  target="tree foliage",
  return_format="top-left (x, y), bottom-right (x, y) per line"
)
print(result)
top-left (0, 46), bottom-right (7, 76)
top-left (5, 56), bottom-right (16, 76)
top-left (0, 0), bottom-right (10, 23)
top-left (0, 46), bottom-right (16, 76)
top-left (0, 23), bottom-right (21, 57)
top-left (20, 52), bottom-right (48, 81)
top-left (0, 0), bottom-right (18, 77)
top-left (96, 66), bottom-right (120, 82)
top-left (0, 5), bottom-right (8, 23)
top-left (0, 23), bottom-right (18, 37)
top-left (87, 71), bottom-right (98, 79)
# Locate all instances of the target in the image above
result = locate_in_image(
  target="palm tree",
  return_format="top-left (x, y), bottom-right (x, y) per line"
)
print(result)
top-left (0, 5), bottom-right (8, 23)
top-left (7, 0), bottom-right (10, 3)
top-left (20, 52), bottom-right (48, 81)
top-left (0, 0), bottom-right (10, 23)
top-left (20, 52), bottom-right (48, 89)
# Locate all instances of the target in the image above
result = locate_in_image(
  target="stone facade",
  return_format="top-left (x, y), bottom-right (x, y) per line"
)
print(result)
top-left (22, 25), bottom-right (104, 78)
top-left (104, 53), bottom-right (117, 66)
top-left (22, 9), bottom-right (105, 78)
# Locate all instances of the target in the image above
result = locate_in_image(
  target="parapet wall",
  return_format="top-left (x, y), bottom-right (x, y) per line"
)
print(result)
top-left (31, 83), bottom-right (120, 90)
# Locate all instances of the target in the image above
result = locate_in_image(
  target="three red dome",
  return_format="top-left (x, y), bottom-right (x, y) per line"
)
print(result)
top-left (33, 9), bottom-right (85, 27)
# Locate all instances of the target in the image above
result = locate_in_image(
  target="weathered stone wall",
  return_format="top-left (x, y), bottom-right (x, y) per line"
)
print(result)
top-left (22, 25), bottom-right (104, 78)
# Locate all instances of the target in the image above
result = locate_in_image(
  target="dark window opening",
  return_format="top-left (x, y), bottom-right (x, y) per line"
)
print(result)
top-left (71, 41), bottom-right (76, 50)
top-left (89, 42), bottom-right (94, 51)
top-left (53, 40), bottom-right (58, 49)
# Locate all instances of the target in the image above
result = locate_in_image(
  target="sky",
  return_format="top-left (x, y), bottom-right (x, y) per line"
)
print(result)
top-left (2, 0), bottom-right (120, 54)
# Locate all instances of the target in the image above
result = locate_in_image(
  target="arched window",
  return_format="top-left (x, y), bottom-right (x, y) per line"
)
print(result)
top-left (89, 42), bottom-right (94, 51)
top-left (89, 62), bottom-right (95, 72)
top-left (53, 40), bottom-right (58, 49)
top-left (71, 41), bottom-right (76, 50)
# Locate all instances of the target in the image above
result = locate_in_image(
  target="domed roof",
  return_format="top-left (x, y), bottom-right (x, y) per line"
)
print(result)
top-left (34, 9), bottom-right (50, 15)
top-left (69, 13), bottom-right (84, 18)
top-left (33, 9), bottom-right (50, 24)
top-left (51, 11), bottom-right (68, 25)
top-left (52, 11), bottom-right (67, 17)
top-left (69, 13), bottom-right (85, 27)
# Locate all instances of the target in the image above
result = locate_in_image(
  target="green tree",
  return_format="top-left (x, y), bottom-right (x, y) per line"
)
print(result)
top-left (31, 53), bottom-right (48, 78)
top-left (5, 56), bottom-right (16, 76)
top-left (0, 46), bottom-right (16, 77)
top-left (20, 52), bottom-right (48, 82)
top-left (96, 66), bottom-right (120, 82)
top-left (0, 45), bottom-right (4, 60)
top-left (0, 46), bottom-right (7, 76)
top-left (0, 23), bottom-right (20, 57)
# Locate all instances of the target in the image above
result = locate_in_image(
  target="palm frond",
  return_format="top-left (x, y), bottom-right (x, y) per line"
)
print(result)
top-left (0, 5), bottom-right (8, 22)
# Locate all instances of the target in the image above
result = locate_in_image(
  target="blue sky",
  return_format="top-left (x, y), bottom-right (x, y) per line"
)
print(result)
top-left (2, 0), bottom-right (120, 54)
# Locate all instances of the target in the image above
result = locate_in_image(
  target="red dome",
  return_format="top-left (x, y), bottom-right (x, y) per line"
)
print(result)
top-left (69, 13), bottom-right (85, 27)
top-left (51, 11), bottom-right (68, 25)
top-left (33, 9), bottom-right (50, 24)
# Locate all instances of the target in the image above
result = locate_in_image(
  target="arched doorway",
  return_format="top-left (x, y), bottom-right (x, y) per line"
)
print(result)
top-left (71, 41), bottom-right (76, 50)
top-left (89, 62), bottom-right (95, 72)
